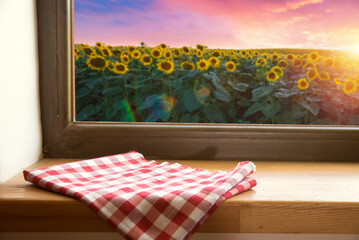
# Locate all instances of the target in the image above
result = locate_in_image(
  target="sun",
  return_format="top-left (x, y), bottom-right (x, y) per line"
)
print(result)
top-left (356, 45), bottom-right (359, 53)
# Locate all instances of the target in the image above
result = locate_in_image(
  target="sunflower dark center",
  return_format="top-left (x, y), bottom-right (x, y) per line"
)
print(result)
top-left (90, 58), bottom-right (106, 68)
top-left (153, 51), bottom-right (160, 57)
top-left (213, 52), bottom-right (220, 57)
top-left (83, 48), bottom-right (93, 55)
top-left (112, 50), bottom-right (121, 55)
top-left (161, 62), bottom-right (172, 70)
top-left (116, 65), bottom-right (125, 71)
top-left (269, 72), bottom-right (276, 79)
top-left (228, 64), bottom-right (234, 69)
top-left (143, 56), bottom-right (151, 62)
top-left (308, 70), bottom-right (316, 78)
top-left (200, 62), bottom-right (206, 68)
top-left (103, 49), bottom-right (109, 55)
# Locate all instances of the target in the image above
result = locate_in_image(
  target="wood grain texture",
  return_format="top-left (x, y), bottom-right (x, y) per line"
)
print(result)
top-left (1, 159), bottom-right (359, 233)
top-left (37, 0), bottom-right (359, 161)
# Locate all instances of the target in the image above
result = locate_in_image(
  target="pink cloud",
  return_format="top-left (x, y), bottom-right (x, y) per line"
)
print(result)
top-left (270, 0), bottom-right (323, 13)
top-left (75, 0), bottom-right (359, 49)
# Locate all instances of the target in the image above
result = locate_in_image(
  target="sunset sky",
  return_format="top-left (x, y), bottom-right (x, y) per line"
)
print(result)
top-left (74, 0), bottom-right (359, 50)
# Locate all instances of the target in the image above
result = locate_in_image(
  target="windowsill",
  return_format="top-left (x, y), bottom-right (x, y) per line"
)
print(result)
top-left (1, 159), bottom-right (359, 233)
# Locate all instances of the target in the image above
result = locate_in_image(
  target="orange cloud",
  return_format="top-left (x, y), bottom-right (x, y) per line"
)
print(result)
top-left (271, 0), bottom-right (323, 13)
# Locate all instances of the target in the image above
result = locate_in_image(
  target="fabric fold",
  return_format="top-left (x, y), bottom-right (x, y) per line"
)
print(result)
top-left (24, 151), bottom-right (256, 240)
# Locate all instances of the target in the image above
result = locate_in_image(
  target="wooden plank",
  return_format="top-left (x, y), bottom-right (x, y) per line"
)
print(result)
top-left (1, 159), bottom-right (359, 233)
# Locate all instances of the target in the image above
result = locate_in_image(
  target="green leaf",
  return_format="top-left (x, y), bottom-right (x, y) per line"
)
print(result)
top-left (237, 97), bottom-right (251, 107)
top-left (260, 102), bottom-right (281, 119)
top-left (214, 89), bottom-right (232, 102)
top-left (102, 87), bottom-right (123, 96)
top-left (183, 89), bottom-right (201, 112)
top-left (251, 86), bottom-right (272, 101)
top-left (243, 102), bottom-right (263, 118)
top-left (76, 87), bottom-right (92, 99)
top-left (274, 88), bottom-right (297, 98)
top-left (76, 103), bottom-right (102, 121)
top-left (180, 114), bottom-right (191, 123)
top-left (179, 69), bottom-right (200, 80)
top-left (206, 104), bottom-right (226, 122)
top-left (228, 81), bottom-right (248, 92)
top-left (85, 78), bottom-right (103, 89)
top-left (297, 100), bottom-right (320, 116)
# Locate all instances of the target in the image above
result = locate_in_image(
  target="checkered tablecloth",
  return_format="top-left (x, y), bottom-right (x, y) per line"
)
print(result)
top-left (23, 151), bottom-right (256, 240)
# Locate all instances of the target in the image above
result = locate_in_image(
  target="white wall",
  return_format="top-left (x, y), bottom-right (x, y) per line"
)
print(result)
top-left (0, 1), bottom-right (357, 239)
top-left (0, 0), bottom-right (42, 183)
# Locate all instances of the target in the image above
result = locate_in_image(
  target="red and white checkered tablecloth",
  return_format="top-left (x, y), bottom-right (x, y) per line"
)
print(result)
top-left (23, 151), bottom-right (256, 240)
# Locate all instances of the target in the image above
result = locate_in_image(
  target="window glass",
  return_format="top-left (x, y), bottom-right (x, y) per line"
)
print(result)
top-left (74, 0), bottom-right (359, 124)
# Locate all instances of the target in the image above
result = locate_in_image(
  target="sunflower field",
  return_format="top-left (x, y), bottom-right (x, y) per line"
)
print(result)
top-left (75, 42), bottom-right (359, 124)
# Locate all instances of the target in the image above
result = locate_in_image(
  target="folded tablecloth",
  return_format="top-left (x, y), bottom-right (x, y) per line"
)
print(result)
top-left (23, 151), bottom-right (256, 240)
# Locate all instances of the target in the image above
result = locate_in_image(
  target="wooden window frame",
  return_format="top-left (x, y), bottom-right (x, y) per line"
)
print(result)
top-left (38, 0), bottom-right (359, 161)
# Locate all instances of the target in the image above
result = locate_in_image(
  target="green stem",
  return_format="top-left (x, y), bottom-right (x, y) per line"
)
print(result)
top-left (305, 90), bottom-right (308, 124)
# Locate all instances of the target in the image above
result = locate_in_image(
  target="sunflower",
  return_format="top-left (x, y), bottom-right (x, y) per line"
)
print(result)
top-left (343, 77), bottom-right (357, 94)
top-left (196, 50), bottom-right (203, 58)
top-left (319, 72), bottom-right (330, 81)
top-left (334, 78), bottom-right (345, 85)
top-left (159, 43), bottom-right (167, 50)
top-left (196, 44), bottom-right (205, 52)
top-left (197, 59), bottom-right (209, 71)
top-left (266, 71), bottom-right (279, 82)
top-left (173, 49), bottom-right (181, 57)
top-left (112, 49), bottom-right (122, 56)
top-left (277, 60), bottom-right (288, 68)
top-left (229, 50), bottom-right (236, 56)
top-left (182, 46), bottom-right (191, 55)
top-left (309, 51), bottom-right (319, 61)
top-left (306, 69), bottom-right (318, 80)
top-left (86, 56), bottom-right (108, 71)
top-left (255, 58), bottom-right (267, 67)
top-left (293, 58), bottom-right (301, 67)
top-left (240, 50), bottom-right (247, 57)
top-left (271, 66), bottom-right (283, 77)
top-left (95, 42), bottom-right (102, 47)
top-left (302, 54), bottom-right (308, 59)
top-left (157, 60), bottom-right (175, 74)
top-left (324, 57), bottom-right (335, 67)
top-left (180, 61), bottom-right (195, 71)
top-left (151, 48), bottom-right (162, 59)
top-left (271, 54), bottom-right (279, 60)
top-left (140, 54), bottom-right (153, 66)
top-left (254, 51), bottom-right (259, 56)
top-left (82, 46), bottom-right (94, 56)
top-left (74, 52), bottom-right (79, 60)
top-left (164, 50), bottom-right (172, 59)
top-left (120, 54), bottom-right (130, 64)
top-left (208, 57), bottom-right (220, 68)
top-left (101, 47), bottom-right (112, 57)
top-left (111, 63), bottom-right (129, 75)
top-left (286, 54), bottom-right (294, 61)
top-left (225, 61), bottom-right (236, 72)
top-left (131, 50), bottom-right (141, 59)
top-left (212, 50), bottom-right (221, 57)
top-left (298, 78), bottom-right (309, 90)
top-left (303, 62), bottom-right (316, 69)
top-left (127, 46), bottom-right (136, 52)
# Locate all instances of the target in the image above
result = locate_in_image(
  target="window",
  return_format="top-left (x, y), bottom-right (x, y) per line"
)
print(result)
top-left (38, 0), bottom-right (359, 161)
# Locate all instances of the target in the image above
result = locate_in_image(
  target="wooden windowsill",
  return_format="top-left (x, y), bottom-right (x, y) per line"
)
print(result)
top-left (1, 159), bottom-right (359, 233)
